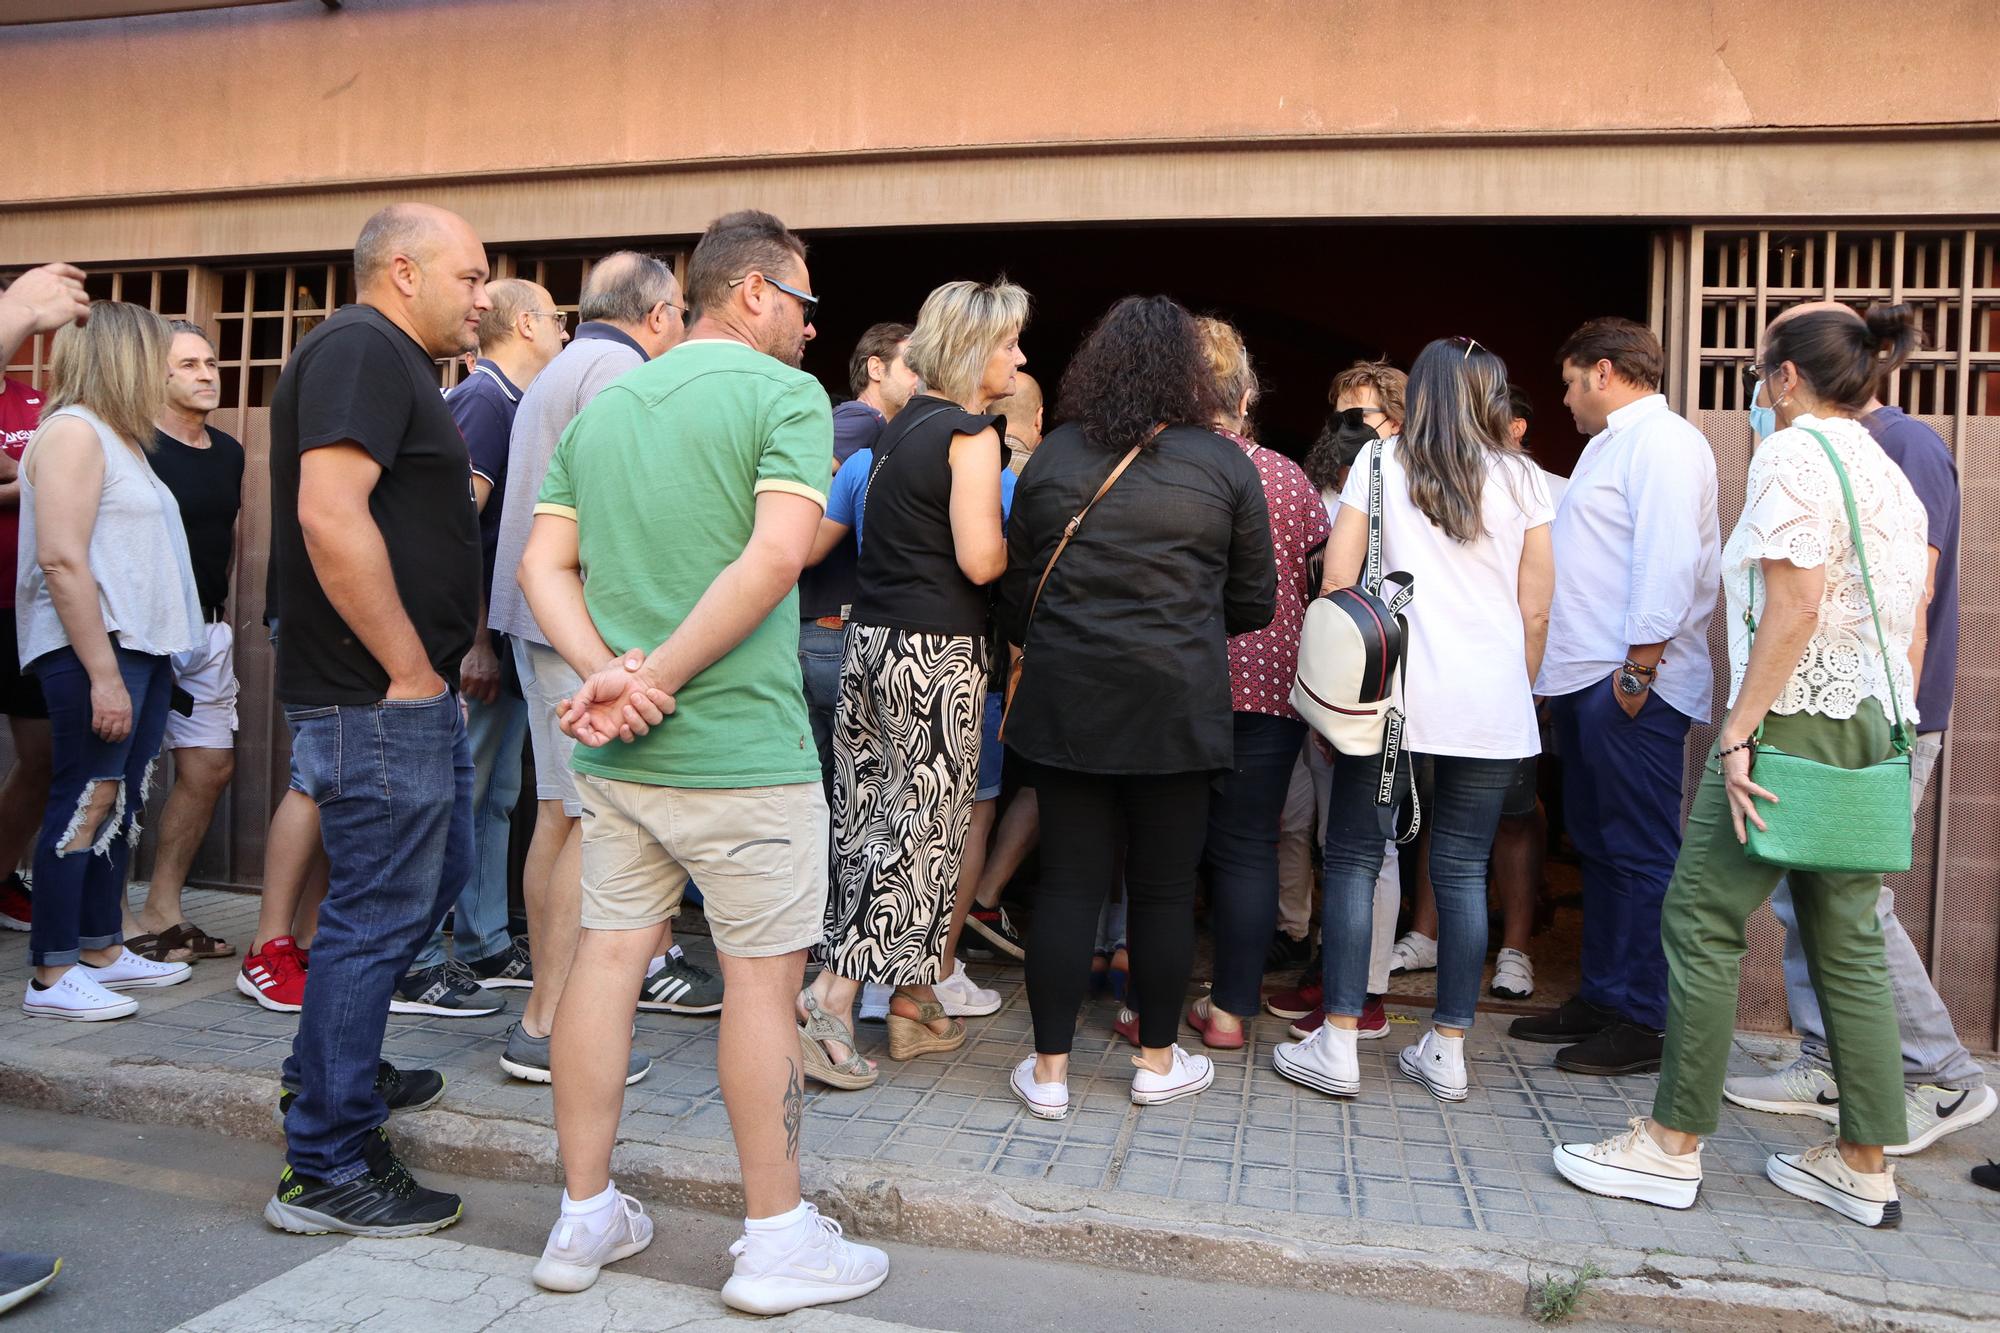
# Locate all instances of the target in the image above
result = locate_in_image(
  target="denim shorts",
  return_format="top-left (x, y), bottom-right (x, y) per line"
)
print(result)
top-left (977, 691), bottom-right (1004, 802)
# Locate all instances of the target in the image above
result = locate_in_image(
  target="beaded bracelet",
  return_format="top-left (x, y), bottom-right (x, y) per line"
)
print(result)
top-left (1717, 738), bottom-right (1756, 760)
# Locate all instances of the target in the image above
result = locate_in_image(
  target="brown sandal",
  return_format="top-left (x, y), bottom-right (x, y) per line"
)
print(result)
top-left (887, 996), bottom-right (965, 1061)
top-left (154, 921), bottom-right (234, 960)
top-left (124, 931), bottom-right (195, 964)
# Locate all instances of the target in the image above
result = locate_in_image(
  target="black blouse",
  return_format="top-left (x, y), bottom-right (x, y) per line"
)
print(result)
top-left (851, 395), bottom-right (1006, 637)
top-left (997, 422), bottom-right (1275, 775)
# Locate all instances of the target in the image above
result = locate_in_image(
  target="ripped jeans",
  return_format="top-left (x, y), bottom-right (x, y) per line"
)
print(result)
top-left (27, 644), bottom-right (174, 967)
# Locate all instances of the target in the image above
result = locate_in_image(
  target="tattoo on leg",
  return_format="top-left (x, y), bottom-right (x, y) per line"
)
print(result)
top-left (783, 1057), bottom-right (804, 1162)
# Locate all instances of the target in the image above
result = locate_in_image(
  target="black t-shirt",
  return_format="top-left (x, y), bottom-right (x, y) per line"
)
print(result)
top-left (149, 424), bottom-right (244, 614)
top-left (268, 304), bottom-right (480, 705)
top-left (850, 395), bottom-right (1005, 637)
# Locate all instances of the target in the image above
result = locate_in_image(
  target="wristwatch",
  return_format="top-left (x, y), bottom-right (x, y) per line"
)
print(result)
top-left (1617, 659), bottom-right (1659, 698)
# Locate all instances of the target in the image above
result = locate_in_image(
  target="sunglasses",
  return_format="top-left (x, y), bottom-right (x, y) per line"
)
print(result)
top-left (1740, 363), bottom-right (1770, 395)
top-left (1451, 335), bottom-right (1487, 362)
top-left (729, 272), bottom-right (818, 326)
top-left (1333, 405), bottom-right (1387, 430)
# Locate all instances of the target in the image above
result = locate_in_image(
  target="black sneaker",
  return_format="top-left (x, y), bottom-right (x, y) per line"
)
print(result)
top-left (465, 937), bottom-right (534, 990)
top-left (264, 1130), bottom-right (462, 1238)
top-left (637, 953), bottom-right (722, 1015)
top-left (0, 1251), bottom-right (59, 1315)
top-left (279, 1060), bottom-right (446, 1120)
top-left (1508, 995), bottom-right (1618, 1045)
top-left (390, 960), bottom-right (506, 1017)
top-left (1555, 1020), bottom-right (1665, 1076)
top-left (1265, 931), bottom-right (1313, 972)
top-left (965, 905), bottom-right (1026, 962)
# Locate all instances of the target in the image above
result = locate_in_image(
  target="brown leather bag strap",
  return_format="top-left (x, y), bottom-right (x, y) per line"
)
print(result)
top-left (1020, 432), bottom-right (1151, 632)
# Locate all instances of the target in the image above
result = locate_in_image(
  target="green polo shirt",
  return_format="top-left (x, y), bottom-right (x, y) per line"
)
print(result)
top-left (534, 338), bottom-right (833, 789)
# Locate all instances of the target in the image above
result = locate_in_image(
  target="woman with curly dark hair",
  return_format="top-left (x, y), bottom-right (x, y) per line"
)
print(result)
top-left (997, 295), bottom-right (1275, 1119)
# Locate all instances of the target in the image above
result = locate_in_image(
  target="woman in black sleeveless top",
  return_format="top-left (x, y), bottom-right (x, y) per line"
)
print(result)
top-left (798, 279), bottom-right (1026, 1088)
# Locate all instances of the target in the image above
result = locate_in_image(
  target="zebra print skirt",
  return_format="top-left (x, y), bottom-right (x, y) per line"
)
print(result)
top-left (822, 624), bottom-right (989, 986)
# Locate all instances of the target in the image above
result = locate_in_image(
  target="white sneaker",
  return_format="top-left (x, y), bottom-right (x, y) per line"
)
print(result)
top-left (720, 1202), bottom-right (888, 1315)
top-left (1889, 1082), bottom-right (1997, 1157)
top-left (1553, 1116), bottom-right (1701, 1210)
top-left (935, 959), bottom-right (1000, 1018)
top-left (1398, 1028), bottom-right (1469, 1102)
top-left (80, 947), bottom-right (192, 992)
top-left (531, 1189), bottom-right (654, 1292)
top-left (23, 968), bottom-right (137, 1022)
top-left (1130, 1044), bottom-right (1214, 1106)
top-left (856, 983), bottom-right (892, 1023)
top-left (1388, 930), bottom-right (1437, 974)
top-left (1273, 1023), bottom-right (1359, 1097)
top-left (1767, 1139), bottom-right (1900, 1228)
top-left (1489, 947), bottom-right (1534, 1000)
top-left (1009, 1056), bottom-right (1069, 1120)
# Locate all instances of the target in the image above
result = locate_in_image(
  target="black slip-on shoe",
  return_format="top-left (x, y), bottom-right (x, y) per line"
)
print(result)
top-left (1509, 996), bottom-right (1619, 1045)
top-left (1555, 1020), bottom-right (1665, 1076)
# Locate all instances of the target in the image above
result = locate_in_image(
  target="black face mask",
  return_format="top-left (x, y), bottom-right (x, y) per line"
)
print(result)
top-left (1330, 414), bottom-right (1382, 468)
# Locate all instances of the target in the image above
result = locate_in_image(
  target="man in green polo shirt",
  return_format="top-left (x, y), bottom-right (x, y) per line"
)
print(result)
top-left (517, 210), bottom-right (888, 1314)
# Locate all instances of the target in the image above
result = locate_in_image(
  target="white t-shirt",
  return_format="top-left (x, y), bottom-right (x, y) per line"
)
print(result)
top-left (1338, 437), bottom-right (1554, 759)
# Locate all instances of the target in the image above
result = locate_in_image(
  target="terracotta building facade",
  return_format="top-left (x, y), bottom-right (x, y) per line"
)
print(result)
top-left (2, 0), bottom-right (1997, 1048)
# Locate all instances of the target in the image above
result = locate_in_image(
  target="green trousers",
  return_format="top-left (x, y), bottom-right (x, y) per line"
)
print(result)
top-left (1654, 700), bottom-right (1908, 1147)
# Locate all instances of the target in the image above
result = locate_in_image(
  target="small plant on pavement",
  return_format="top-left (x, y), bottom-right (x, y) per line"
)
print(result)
top-left (1527, 1262), bottom-right (1605, 1324)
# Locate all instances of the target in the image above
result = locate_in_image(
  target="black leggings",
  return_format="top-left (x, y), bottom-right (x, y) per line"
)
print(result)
top-left (1024, 765), bottom-right (1212, 1054)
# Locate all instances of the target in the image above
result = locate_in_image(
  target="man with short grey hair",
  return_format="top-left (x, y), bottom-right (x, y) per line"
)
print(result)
top-left (486, 251), bottom-right (706, 1085)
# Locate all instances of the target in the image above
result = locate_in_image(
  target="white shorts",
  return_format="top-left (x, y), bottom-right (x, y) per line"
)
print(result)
top-left (166, 620), bottom-right (238, 751)
top-left (514, 637), bottom-right (583, 817)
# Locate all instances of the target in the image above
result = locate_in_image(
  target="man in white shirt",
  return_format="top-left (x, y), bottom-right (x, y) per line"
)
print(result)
top-left (1514, 318), bottom-right (1719, 1078)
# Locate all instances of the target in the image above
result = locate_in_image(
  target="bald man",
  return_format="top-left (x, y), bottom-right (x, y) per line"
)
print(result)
top-left (398, 278), bottom-right (568, 997)
top-left (1724, 300), bottom-right (1992, 1148)
top-left (264, 202), bottom-right (491, 1238)
top-left (991, 370), bottom-right (1043, 474)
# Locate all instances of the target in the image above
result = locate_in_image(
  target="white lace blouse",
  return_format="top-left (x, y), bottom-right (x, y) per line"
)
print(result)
top-left (1722, 414), bottom-right (1928, 724)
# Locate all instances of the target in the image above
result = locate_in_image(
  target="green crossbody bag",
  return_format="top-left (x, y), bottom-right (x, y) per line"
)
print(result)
top-left (1741, 426), bottom-right (1913, 875)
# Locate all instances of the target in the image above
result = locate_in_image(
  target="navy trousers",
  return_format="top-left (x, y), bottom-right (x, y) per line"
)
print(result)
top-left (1550, 681), bottom-right (1693, 1032)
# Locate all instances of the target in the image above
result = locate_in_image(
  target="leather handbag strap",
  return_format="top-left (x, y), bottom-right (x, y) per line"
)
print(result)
top-left (1746, 425), bottom-right (1910, 752)
top-left (1018, 425), bottom-right (1159, 638)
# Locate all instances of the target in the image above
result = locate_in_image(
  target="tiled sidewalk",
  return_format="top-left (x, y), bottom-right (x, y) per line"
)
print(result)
top-left (7, 889), bottom-right (1998, 1301)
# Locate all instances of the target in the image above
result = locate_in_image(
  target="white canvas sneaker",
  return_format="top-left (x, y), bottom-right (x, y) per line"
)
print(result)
top-left (1888, 1082), bottom-right (1997, 1156)
top-left (1398, 1028), bottom-right (1469, 1102)
top-left (935, 960), bottom-right (1001, 1018)
top-left (22, 968), bottom-right (137, 1022)
top-left (1767, 1139), bottom-right (1900, 1228)
top-left (1273, 1023), bottom-right (1359, 1097)
top-left (1130, 1044), bottom-right (1214, 1106)
top-left (1553, 1116), bottom-right (1701, 1210)
top-left (720, 1203), bottom-right (888, 1315)
top-left (80, 948), bottom-right (192, 992)
top-left (1009, 1056), bottom-right (1069, 1120)
top-left (531, 1189), bottom-right (654, 1292)
top-left (1721, 1056), bottom-right (1840, 1123)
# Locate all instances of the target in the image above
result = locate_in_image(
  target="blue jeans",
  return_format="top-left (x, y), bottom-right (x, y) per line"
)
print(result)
top-left (1323, 749), bottom-right (1514, 1030)
top-left (27, 645), bottom-right (174, 967)
top-left (1205, 712), bottom-right (1307, 1017)
top-left (798, 619), bottom-right (846, 801)
top-left (280, 689), bottom-right (473, 1183)
top-left (413, 689), bottom-right (525, 971)
top-left (1550, 683), bottom-right (1692, 1031)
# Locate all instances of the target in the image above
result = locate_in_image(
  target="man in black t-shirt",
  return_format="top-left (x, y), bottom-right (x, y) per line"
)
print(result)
top-left (130, 322), bottom-right (246, 962)
top-left (262, 203), bottom-right (489, 1242)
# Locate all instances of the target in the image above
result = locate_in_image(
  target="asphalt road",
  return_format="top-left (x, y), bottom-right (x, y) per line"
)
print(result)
top-left (0, 1106), bottom-right (1646, 1331)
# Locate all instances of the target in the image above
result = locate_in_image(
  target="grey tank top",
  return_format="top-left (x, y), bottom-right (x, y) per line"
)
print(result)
top-left (16, 405), bottom-right (203, 666)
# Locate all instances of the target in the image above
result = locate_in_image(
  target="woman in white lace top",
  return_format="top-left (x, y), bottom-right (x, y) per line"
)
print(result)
top-left (1554, 303), bottom-right (1928, 1231)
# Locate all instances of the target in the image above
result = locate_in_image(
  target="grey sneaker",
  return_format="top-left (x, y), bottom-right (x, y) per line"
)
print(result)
top-left (1722, 1056), bottom-right (1840, 1124)
top-left (499, 1021), bottom-right (651, 1085)
top-left (390, 960), bottom-right (506, 1018)
top-left (637, 954), bottom-right (722, 1015)
top-left (466, 936), bottom-right (534, 989)
top-left (1888, 1082), bottom-right (1997, 1157)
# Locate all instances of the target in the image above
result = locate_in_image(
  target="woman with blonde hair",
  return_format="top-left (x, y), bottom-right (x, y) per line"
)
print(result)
top-left (800, 279), bottom-right (1023, 1086)
top-left (19, 300), bottom-right (203, 1021)
top-left (1182, 317), bottom-right (1329, 1049)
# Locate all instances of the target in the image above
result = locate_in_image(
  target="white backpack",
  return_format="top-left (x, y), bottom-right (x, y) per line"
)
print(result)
top-left (1291, 440), bottom-right (1421, 841)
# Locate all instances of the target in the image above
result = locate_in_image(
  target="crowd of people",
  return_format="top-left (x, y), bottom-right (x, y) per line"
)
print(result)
top-left (0, 196), bottom-right (1991, 1315)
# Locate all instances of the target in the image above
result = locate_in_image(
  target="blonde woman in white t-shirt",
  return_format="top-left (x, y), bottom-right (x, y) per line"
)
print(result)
top-left (1274, 337), bottom-right (1553, 1106)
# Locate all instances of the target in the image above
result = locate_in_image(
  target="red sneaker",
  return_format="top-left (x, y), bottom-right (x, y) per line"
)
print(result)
top-left (237, 936), bottom-right (308, 1012)
top-left (0, 874), bottom-right (29, 931)
top-left (1113, 1006), bottom-right (1140, 1047)
top-left (1289, 998), bottom-right (1389, 1041)
top-left (1266, 979), bottom-right (1322, 1022)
